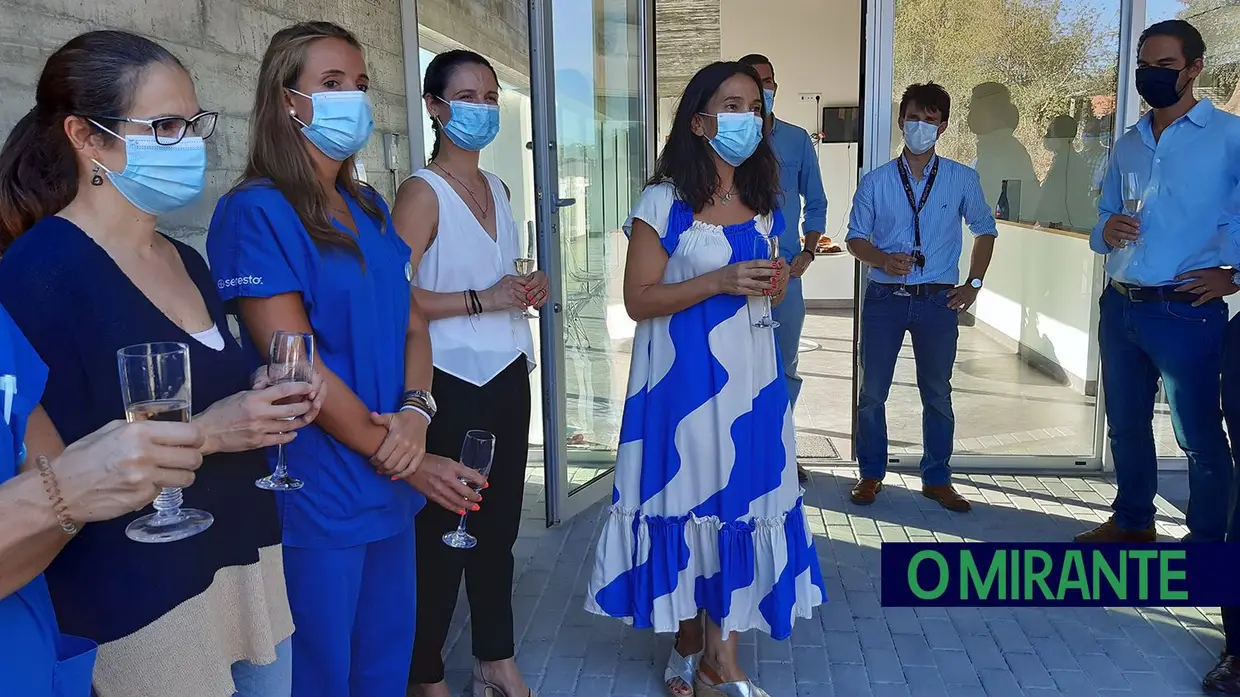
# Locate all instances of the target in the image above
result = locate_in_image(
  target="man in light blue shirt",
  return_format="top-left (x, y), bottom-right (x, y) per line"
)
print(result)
top-left (739, 54), bottom-right (827, 483)
top-left (845, 83), bottom-right (996, 513)
top-left (1080, 19), bottom-right (1240, 544)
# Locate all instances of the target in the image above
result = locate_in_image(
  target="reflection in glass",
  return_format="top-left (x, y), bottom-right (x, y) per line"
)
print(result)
top-left (552, 0), bottom-right (645, 492)
top-left (885, 0), bottom-right (1122, 459)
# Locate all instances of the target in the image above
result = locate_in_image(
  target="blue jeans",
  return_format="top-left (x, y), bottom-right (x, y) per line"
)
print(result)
top-left (1098, 286), bottom-right (1233, 540)
top-left (772, 277), bottom-right (806, 409)
top-left (1221, 312), bottom-right (1240, 654)
top-left (856, 282), bottom-right (959, 485)
top-left (232, 637), bottom-right (292, 696)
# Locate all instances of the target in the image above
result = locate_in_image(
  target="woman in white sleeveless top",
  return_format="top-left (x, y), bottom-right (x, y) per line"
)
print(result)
top-left (392, 50), bottom-right (543, 697)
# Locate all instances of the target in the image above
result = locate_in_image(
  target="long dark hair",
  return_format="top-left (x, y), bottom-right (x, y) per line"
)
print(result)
top-left (651, 61), bottom-right (780, 215)
top-left (240, 22), bottom-right (382, 260)
top-left (0, 31), bottom-right (185, 251)
top-left (423, 50), bottom-right (500, 160)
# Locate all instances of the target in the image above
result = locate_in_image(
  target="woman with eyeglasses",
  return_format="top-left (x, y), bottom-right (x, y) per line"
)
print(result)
top-left (206, 22), bottom-right (471, 697)
top-left (0, 31), bottom-right (325, 697)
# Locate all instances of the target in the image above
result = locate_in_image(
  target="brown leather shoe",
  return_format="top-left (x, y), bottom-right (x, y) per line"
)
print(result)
top-left (922, 484), bottom-right (972, 512)
top-left (1073, 518), bottom-right (1157, 543)
top-left (1204, 654), bottom-right (1240, 694)
top-left (850, 478), bottom-right (883, 505)
top-left (797, 465), bottom-right (809, 484)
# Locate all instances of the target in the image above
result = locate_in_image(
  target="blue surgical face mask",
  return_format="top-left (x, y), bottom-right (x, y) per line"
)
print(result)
top-left (902, 120), bottom-right (940, 155)
top-left (702, 112), bottom-right (762, 166)
top-left (763, 89), bottom-right (775, 114)
top-left (288, 89), bottom-right (374, 161)
top-left (89, 121), bottom-right (207, 215)
top-left (437, 98), bottom-right (501, 151)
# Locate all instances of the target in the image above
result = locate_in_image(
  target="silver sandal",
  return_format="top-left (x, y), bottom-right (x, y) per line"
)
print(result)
top-left (693, 664), bottom-right (770, 697)
top-left (664, 637), bottom-right (701, 697)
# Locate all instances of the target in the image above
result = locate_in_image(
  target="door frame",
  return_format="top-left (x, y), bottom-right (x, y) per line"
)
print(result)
top-left (855, 0), bottom-right (1122, 474)
top-left (529, 0), bottom-right (655, 526)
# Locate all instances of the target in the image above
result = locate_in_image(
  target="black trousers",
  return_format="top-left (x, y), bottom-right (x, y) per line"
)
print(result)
top-left (1222, 314), bottom-right (1240, 656)
top-left (409, 358), bottom-right (531, 684)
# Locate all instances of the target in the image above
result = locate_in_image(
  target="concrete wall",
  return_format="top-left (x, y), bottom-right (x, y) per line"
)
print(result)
top-left (0, 0), bottom-right (411, 256)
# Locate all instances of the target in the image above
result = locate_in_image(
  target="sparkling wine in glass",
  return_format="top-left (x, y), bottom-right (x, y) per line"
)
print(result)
top-left (257, 331), bottom-right (314, 491)
top-left (442, 430), bottom-right (495, 549)
top-left (751, 234), bottom-right (781, 329)
top-left (1122, 171), bottom-right (1144, 247)
top-left (892, 242), bottom-right (914, 297)
top-left (118, 342), bottom-right (213, 543)
top-left (513, 257), bottom-right (537, 319)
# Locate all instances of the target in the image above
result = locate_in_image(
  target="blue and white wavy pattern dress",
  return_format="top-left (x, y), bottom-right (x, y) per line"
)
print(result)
top-left (586, 183), bottom-right (826, 639)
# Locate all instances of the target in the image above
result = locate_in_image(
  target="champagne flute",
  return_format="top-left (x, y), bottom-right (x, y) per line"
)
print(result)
top-left (892, 242), bottom-right (914, 297)
top-left (752, 234), bottom-right (781, 329)
top-left (442, 430), bottom-right (495, 549)
top-left (257, 331), bottom-right (314, 491)
top-left (513, 257), bottom-right (537, 319)
top-left (118, 342), bottom-right (213, 543)
top-left (1122, 171), bottom-right (1144, 247)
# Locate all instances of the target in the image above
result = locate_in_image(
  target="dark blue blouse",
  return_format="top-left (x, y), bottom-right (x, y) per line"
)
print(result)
top-left (0, 217), bottom-right (281, 645)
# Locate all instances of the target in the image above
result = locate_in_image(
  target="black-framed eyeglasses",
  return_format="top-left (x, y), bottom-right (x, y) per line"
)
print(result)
top-left (92, 111), bottom-right (218, 145)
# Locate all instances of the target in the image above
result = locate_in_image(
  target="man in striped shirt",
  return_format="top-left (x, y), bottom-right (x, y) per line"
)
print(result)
top-left (844, 83), bottom-right (997, 512)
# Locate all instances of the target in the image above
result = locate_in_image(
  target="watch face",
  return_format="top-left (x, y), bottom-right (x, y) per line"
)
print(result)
top-left (970, 278), bottom-right (983, 289)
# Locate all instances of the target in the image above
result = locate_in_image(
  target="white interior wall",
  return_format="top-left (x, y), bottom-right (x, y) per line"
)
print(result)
top-left (718, 0), bottom-right (863, 303)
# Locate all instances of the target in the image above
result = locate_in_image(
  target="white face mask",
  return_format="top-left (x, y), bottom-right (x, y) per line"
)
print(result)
top-left (903, 121), bottom-right (940, 155)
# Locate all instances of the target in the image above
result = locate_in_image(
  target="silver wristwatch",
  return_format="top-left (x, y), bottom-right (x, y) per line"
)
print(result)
top-left (400, 389), bottom-right (437, 420)
top-left (1232, 270), bottom-right (1240, 288)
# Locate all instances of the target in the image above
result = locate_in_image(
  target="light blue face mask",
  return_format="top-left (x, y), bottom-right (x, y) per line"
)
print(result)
top-left (438, 98), bottom-right (501, 152)
top-left (763, 89), bottom-right (775, 114)
top-left (701, 112), bottom-right (763, 167)
top-left (288, 89), bottom-right (374, 161)
top-left (902, 120), bottom-right (940, 155)
top-left (90, 121), bottom-right (207, 216)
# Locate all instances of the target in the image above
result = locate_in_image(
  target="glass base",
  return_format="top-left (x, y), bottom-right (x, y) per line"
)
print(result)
top-left (125, 507), bottom-right (213, 543)
top-left (442, 529), bottom-right (478, 549)
top-left (753, 318), bottom-right (780, 329)
top-left (256, 474), bottom-right (304, 491)
top-left (893, 288), bottom-right (911, 297)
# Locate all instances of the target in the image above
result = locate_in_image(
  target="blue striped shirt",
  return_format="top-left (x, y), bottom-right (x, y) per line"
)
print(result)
top-left (1091, 100), bottom-right (1240, 285)
top-left (770, 119), bottom-right (827, 260)
top-left (846, 154), bottom-right (997, 285)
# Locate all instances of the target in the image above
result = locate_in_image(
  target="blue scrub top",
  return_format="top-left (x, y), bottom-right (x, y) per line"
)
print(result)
top-left (0, 303), bottom-right (96, 696)
top-left (207, 182), bottom-right (425, 548)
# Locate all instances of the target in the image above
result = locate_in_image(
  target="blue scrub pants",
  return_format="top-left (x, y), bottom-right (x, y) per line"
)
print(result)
top-left (283, 526), bottom-right (417, 697)
top-left (772, 276), bottom-right (806, 409)
top-left (1098, 287), bottom-right (1233, 540)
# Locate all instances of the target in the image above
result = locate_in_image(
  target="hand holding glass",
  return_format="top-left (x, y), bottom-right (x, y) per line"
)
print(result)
top-left (442, 430), bottom-right (495, 549)
top-left (117, 342), bottom-right (213, 543)
top-left (1122, 172), bottom-right (1144, 247)
top-left (513, 258), bottom-right (537, 319)
top-left (257, 331), bottom-right (314, 491)
top-left (751, 235), bottom-right (780, 329)
top-left (892, 243), bottom-right (915, 297)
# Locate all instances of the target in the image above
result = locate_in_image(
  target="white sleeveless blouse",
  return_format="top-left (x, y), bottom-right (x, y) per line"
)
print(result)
top-left (411, 168), bottom-right (536, 386)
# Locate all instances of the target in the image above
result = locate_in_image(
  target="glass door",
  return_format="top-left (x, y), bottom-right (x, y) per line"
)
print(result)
top-left (856, 0), bottom-right (1123, 472)
top-left (530, 0), bottom-right (650, 523)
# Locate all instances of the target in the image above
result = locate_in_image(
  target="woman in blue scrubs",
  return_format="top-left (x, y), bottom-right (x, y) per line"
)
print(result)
top-left (207, 22), bottom-right (483, 697)
top-left (0, 302), bottom-right (206, 697)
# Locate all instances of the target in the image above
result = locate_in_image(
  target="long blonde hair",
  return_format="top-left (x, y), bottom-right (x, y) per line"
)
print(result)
top-left (240, 21), bottom-right (382, 260)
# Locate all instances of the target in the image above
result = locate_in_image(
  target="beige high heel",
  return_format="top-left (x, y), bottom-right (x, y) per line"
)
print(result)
top-left (693, 663), bottom-right (770, 697)
top-left (472, 662), bottom-right (533, 697)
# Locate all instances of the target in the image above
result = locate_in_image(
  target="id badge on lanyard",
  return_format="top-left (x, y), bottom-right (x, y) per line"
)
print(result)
top-left (1, 374), bottom-right (14, 426)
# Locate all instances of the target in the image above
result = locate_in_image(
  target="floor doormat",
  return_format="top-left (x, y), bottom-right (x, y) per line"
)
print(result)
top-left (796, 432), bottom-right (841, 460)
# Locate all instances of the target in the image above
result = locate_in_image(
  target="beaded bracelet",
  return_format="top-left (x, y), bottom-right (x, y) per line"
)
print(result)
top-left (35, 455), bottom-right (78, 535)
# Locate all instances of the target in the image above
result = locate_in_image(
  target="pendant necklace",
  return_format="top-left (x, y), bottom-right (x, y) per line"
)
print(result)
top-left (433, 161), bottom-right (490, 219)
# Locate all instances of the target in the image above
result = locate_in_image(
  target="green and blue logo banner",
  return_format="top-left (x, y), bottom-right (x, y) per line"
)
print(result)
top-left (880, 543), bottom-right (1240, 607)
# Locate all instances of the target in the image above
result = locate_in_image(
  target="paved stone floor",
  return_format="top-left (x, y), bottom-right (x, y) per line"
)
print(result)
top-left (429, 467), bottom-right (1224, 697)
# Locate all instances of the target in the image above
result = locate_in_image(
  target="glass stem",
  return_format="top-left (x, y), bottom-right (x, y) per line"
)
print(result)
top-left (273, 443), bottom-right (288, 479)
top-left (455, 511), bottom-right (469, 532)
top-left (152, 487), bottom-right (183, 518)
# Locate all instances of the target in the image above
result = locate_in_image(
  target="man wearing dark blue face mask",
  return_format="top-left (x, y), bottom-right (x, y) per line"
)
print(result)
top-left (1081, 19), bottom-right (1240, 544)
top-left (737, 54), bottom-right (827, 484)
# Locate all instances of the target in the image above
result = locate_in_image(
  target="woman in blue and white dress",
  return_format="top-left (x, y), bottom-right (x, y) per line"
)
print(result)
top-left (585, 61), bottom-right (826, 697)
